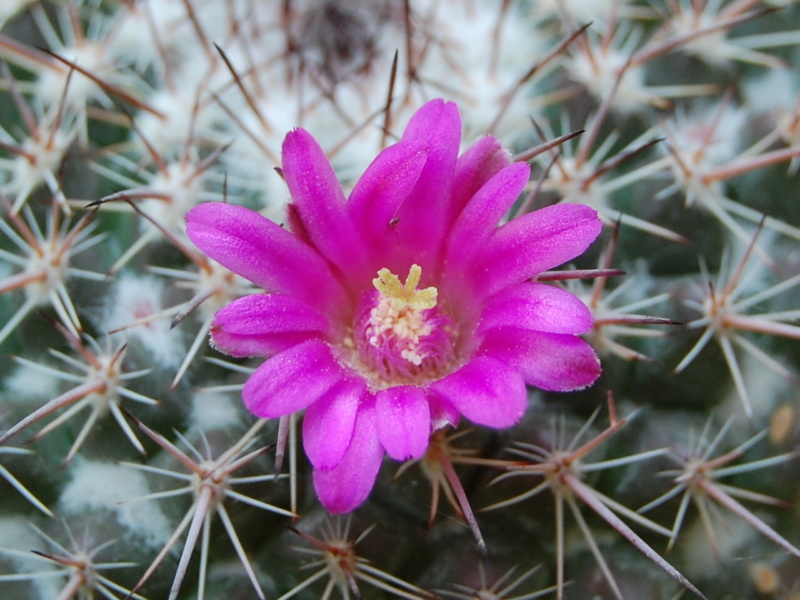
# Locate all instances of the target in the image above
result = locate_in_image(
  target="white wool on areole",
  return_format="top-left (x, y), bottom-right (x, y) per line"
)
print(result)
top-left (59, 459), bottom-right (172, 548)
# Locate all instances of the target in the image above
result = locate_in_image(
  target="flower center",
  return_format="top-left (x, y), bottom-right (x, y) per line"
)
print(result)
top-left (369, 265), bottom-right (437, 365)
top-left (353, 265), bottom-right (456, 388)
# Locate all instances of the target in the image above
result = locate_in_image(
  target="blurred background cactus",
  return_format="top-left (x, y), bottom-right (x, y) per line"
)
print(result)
top-left (1, 1), bottom-right (799, 598)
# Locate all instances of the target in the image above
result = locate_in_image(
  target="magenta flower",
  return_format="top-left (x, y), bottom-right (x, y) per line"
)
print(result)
top-left (185, 99), bottom-right (602, 513)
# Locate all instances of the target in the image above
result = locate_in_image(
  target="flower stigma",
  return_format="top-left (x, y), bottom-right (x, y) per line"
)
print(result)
top-left (354, 264), bottom-right (456, 387)
top-left (370, 264), bottom-right (437, 365)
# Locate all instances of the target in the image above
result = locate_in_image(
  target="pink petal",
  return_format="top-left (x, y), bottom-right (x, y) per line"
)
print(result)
top-left (375, 386), bottom-right (431, 460)
top-left (481, 328), bottom-right (601, 391)
top-left (428, 395), bottom-right (460, 431)
top-left (451, 135), bottom-right (513, 214)
top-left (186, 203), bottom-right (347, 314)
top-left (390, 99), bottom-right (462, 263)
top-left (303, 379), bottom-right (366, 470)
top-left (431, 356), bottom-right (527, 428)
top-left (282, 128), bottom-right (366, 270)
top-left (477, 282), bottom-right (593, 335)
top-left (445, 161), bottom-right (530, 276)
top-left (472, 204), bottom-right (602, 297)
top-left (210, 294), bottom-right (330, 357)
top-left (242, 339), bottom-right (345, 418)
top-left (313, 400), bottom-right (384, 513)
top-left (348, 139), bottom-right (429, 240)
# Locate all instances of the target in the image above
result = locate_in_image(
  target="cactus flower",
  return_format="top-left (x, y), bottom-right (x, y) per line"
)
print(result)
top-left (185, 99), bottom-right (602, 512)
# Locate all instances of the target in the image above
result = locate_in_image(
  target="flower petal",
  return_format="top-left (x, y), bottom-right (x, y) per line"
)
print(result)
top-left (428, 395), bottom-right (460, 431)
top-left (481, 328), bottom-right (601, 391)
top-left (313, 400), bottom-right (384, 513)
top-left (478, 282), bottom-right (593, 335)
top-left (451, 135), bottom-right (513, 214)
top-left (472, 204), bottom-right (602, 297)
top-left (375, 386), bottom-right (430, 460)
top-left (210, 293), bottom-right (330, 357)
top-left (242, 339), bottom-right (345, 418)
top-left (348, 139), bottom-right (429, 242)
top-left (186, 203), bottom-right (347, 314)
top-left (303, 378), bottom-right (366, 470)
top-left (431, 356), bottom-right (527, 428)
top-left (391, 99), bottom-right (462, 263)
top-left (445, 161), bottom-right (530, 276)
top-left (282, 128), bottom-right (366, 269)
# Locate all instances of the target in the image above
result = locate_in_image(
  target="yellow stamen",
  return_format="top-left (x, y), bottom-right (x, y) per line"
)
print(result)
top-left (372, 264), bottom-right (437, 310)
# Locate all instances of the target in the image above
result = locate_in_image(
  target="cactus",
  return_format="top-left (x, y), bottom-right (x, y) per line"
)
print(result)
top-left (1, 1), bottom-right (799, 599)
